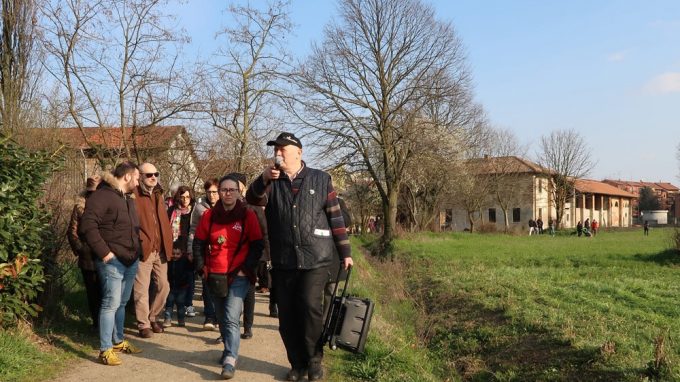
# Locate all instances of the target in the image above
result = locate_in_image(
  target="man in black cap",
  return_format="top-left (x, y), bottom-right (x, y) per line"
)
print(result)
top-left (246, 132), bottom-right (353, 381)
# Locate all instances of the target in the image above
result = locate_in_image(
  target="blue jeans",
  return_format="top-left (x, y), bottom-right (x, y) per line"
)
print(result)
top-left (165, 288), bottom-right (188, 320)
top-left (96, 257), bottom-right (139, 351)
top-left (212, 276), bottom-right (249, 366)
top-left (202, 278), bottom-right (216, 319)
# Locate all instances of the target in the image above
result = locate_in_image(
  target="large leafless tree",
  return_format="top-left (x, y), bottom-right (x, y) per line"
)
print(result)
top-left (295, 0), bottom-right (476, 256)
top-left (536, 129), bottom-right (594, 229)
top-left (0, 0), bottom-right (40, 135)
top-left (41, 0), bottom-right (197, 166)
top-left (202, 0), bottom-right (292, 174)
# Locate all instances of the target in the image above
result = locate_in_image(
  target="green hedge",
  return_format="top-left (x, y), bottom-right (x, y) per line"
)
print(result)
top-left (0, 135), bottom-right (62, 327)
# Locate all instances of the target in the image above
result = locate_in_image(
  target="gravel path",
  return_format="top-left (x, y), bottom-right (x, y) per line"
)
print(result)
top-left (55, 291), bottom-right (292, 381)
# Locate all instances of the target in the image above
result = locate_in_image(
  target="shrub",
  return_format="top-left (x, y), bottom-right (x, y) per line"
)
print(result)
top-left (0, 136), bottom-right (62, 327)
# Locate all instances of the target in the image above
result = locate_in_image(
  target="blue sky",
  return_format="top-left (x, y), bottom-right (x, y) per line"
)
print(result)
top-left (174, 1), bottom-right (680, 183)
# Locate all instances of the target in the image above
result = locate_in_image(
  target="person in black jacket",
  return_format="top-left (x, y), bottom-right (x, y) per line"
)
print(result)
top-left (246, 132), bottom-right (353, 382)
top-left (67, 175), bottom-right (102, 329)
top-left (79, 161), bottom-right (143, 366)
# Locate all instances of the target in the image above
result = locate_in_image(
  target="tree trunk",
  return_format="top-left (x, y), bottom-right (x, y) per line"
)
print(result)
top-left (501, 206), bottom-right (509, 233)
top-left (379, 187), bottom-right (399, 261)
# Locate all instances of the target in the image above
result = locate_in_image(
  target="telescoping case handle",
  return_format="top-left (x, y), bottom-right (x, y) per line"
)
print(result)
top-left (326, 265), bottom-right (352, 350)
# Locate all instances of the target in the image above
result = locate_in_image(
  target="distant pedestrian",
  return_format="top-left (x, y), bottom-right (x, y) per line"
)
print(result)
top-left (67, 175), bottom-right (102, 329)
top-left (528, 219), bottom-right (536, 236)
top-left (536, 218), bottom-right (544, 234)
top-left (548, 219), bottom-right (555, 236)
top-left (644, 220), bottom-right (649, 236)
top-left (591, 219), bottom-right (599, 236)
top-left (577, 221), bottom-right (583, 237)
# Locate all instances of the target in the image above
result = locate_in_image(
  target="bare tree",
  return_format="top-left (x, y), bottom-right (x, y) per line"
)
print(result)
top-left (295, 0), bottom-right (475, 257)
top-left (0, 0), bottom-right (40, 135)
top-left (41, 0), bottom-right (197, 166)
top-left (202, 0), bottom-right (292, 173)
top-left (536, 129), bottom-right (594, 229)
top-left (486, 129), bottom-right (531, 233)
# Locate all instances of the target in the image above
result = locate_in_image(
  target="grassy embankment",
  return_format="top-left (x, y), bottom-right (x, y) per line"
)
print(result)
top-left (0, 266), bottom-right (99, 382)
top-left (330, 228), bottom-right (680, 381)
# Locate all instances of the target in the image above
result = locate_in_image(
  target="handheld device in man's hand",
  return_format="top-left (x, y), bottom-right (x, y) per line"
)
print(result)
top-left (274, 156), bottom-right (283, 169)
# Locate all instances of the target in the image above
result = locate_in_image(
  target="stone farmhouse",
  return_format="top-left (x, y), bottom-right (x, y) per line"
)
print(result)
top-left (439, 156), bottom-right (636, 232)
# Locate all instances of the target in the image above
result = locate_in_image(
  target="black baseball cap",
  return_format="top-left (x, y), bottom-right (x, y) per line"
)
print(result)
top-left (266, 132), bottom-right (302, 148)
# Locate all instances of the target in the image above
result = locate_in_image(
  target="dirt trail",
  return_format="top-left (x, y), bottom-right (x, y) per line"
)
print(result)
top-left (55, 291), bottom-right (291, 381)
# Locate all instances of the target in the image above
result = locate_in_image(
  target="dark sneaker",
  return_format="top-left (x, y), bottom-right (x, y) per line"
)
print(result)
top-left (185, 306), bottom-right (197, 317)
top-left (308, 361), bottom-right (323, 381)
top-left (221, 364), bottom-right (235, 380)
top-left (139, 328), bottom-right (153, 338)
top-left (240, 328), bottom-right (253, 339)
top-left (286, 368), bottom-right (304, 381)
top-left (150, 321), bottom-right (164, 333)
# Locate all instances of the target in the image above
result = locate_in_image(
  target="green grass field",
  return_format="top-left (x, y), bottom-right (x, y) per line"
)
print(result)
top-left (390, 228), bottom-right (680, 381)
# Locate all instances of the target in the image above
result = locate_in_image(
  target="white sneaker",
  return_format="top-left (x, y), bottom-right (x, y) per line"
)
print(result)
top-left (185, 306), bottom-right (197, 317)
top-left (203, 318), bottom-right (215, 330)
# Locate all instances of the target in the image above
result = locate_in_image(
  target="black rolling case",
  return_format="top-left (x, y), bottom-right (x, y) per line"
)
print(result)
top-left (322, 267), bottom-right (374, 354)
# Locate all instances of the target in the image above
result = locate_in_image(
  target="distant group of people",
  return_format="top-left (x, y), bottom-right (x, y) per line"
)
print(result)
top-left (576, 218), bottom-right (599, 237)
top-left (67, 132), bottom-right (352, 381)
top-left (527, 218), bottom-right (556, 236)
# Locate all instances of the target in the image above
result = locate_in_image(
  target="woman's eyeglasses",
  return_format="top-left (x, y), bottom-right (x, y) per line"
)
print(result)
top-left (142, 172), bottom-right (160, 178)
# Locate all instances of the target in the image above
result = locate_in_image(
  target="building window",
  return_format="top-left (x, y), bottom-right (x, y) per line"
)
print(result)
top-left (539, 208), bottom-right (543, 218)
top-left (538, 179), bottom-right (543, 193)
top-left (488, 208), bottom-right (496, 223)
top-left (512, 208), bottom-right (521, 223)
top-left (615, 202), bottom-right (619, 207)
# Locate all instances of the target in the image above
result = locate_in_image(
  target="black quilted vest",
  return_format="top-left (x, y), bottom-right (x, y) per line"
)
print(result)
top-left (266, 166), bottom-right (336, 270)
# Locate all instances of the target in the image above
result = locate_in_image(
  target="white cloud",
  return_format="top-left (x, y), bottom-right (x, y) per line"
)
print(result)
top-left (607, 51), bottom-right (627, 62)
top-left (644, 72), bottom-right (680, 94)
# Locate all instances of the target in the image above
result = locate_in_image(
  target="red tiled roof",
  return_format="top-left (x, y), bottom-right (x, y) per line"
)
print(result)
top-left (603, 179), bottom-right (679, 192)
top-left (575, 179), bottom-right (636, 198)
top-left (45, 126), bottom-right (185, 150)
top-left (467, 156), bottom-right (551, 175)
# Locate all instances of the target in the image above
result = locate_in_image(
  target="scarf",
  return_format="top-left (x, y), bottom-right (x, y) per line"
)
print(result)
top-left (171, 205), bottom-right (192, 242)
top-left (211, 199), bottom-right (246, 225)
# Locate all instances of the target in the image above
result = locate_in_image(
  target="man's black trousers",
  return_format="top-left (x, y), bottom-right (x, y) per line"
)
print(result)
top-left (272, 267), bottom-right (328, 369)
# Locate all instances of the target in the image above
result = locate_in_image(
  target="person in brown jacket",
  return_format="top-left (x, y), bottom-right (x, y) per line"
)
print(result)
top-left (67, 175), bottom-right (102, 328)
top-left (132, 162), bottom-right (173, 338)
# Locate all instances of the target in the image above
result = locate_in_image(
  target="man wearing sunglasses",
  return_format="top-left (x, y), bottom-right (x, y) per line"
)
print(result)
top-left (132, 162), bottom-right (173, 338)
